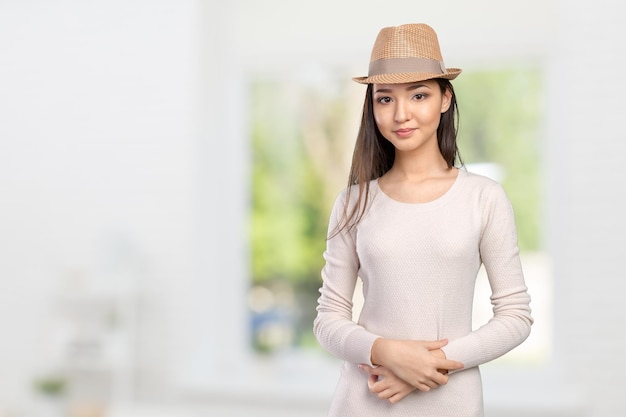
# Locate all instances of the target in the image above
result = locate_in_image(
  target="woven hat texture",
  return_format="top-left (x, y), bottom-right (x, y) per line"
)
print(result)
top-left (353, 23), bottom-right (461, 84)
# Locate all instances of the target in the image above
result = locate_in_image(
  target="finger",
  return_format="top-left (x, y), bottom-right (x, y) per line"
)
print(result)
top-left (431, 371), bottom-right (449, 386)
top-left (437, 358), bottom-right (464, 371)
top-left (415, 383), bottom-right (431, 392)
top-left (421, 376), bottom-right (441, 390)
top-left (360, 364), bottom-right (376, 375)
top-left (376, 387), bottom-right (395, 400)
top-left (388, 391), bottom-right (410, 404)
top-left (420, 367), bottom-right (451, 386)
top-left (359, 364), bottom-right (383, 376)
top-left (388, 394), bottom-right (402, 404)
top-left (423, 339), bottom-right (449, 350)
top-left (358, 364), bottom-right (372, 372)
top-left (366, 366), bottom-right (389, 377)
top-left (369, 377), bottom-right (390, 394)
top-left (361, 365), bottom-right (391, 376)
top-left (367, 374), bottom-right (380, 391)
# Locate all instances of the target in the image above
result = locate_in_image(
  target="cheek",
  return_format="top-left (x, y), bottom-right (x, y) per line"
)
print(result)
top-left (418, 104), bottom-right (443, 123)
top-left (373, 109), bottom-right (385, 128)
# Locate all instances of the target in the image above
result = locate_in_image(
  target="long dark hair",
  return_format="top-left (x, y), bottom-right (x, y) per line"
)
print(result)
top-left (330, 78), bottom-right (462, 238)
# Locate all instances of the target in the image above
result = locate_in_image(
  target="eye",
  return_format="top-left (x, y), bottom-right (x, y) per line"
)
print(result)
top-left (376, 96), bottom-right (392, 104)
top-left (413, 93), bottom-right (427, 100)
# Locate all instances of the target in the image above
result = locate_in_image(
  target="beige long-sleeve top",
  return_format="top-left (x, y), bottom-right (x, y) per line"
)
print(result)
top-left (314, 169), bottom-right (533, 417)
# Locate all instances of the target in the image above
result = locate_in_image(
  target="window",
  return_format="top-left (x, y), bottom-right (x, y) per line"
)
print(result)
top-left (248, 68), bottom-right (551, 366)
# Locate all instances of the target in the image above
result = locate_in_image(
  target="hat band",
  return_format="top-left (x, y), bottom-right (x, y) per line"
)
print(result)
top-left (368, 57), bottom-right (446, 77)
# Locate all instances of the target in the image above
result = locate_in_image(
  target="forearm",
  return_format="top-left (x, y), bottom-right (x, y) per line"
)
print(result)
top-left (370, 337), bottom-right (386, 366)
top-left (314, 313), bottom-right (381, 365)
top-left (441, 307), bottom-right (532, 370)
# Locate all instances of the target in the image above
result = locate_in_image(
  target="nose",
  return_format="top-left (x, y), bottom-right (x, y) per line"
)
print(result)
top-left (394, 99), bottom-right (411, 123)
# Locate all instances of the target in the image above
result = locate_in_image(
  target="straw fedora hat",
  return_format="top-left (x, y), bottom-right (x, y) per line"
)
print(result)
top-left (353, 23), bottom-right (462, 84)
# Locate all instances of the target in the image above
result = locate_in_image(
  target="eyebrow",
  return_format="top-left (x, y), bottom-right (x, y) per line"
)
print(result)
top-left (374, 83), bottom-right (429, 94)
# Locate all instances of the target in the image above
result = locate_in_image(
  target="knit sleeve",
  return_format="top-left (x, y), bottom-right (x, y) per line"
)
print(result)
top-left (441, 182), bottom-right (533, 370)
top-left (313, 190), bottom-right (381, 366)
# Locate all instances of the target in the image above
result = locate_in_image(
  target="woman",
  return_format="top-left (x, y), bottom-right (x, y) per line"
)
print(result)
top-left (313, 23), bottom-right (533, 417)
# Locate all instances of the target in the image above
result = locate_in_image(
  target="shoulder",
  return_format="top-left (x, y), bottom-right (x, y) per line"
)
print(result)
top-left (458, 169), bottom-right (517, 226)
top-left (457, 168), bottom-right (515, 217)
top-left (461, 168), bottom-right (499, 188)
top-left (461, 168), bottom-right (508, 198)
top-left (333, 180), bottom-right (378, 208)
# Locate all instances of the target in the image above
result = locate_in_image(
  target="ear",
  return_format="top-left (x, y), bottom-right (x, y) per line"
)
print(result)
top-left (440, 87), bottom-right (452, 113)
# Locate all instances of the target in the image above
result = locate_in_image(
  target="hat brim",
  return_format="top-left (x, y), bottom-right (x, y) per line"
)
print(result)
top-left (352, 68), bottom-right (462, 84)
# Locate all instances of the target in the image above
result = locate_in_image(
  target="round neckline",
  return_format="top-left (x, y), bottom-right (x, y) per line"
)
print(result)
top-left (374, 168), bottom-right (465, 208)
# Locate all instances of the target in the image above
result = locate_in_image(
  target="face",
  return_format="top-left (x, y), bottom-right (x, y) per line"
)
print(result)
top-left (372, 80), bottom-right (452, 154)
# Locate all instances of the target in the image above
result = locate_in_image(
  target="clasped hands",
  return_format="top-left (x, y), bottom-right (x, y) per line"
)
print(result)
top-left (359, 338), bottom-right (464, 404)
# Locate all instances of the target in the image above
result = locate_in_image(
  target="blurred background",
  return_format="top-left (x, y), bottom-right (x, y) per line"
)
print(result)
top-left (0, 1), bottom-right (624, 416)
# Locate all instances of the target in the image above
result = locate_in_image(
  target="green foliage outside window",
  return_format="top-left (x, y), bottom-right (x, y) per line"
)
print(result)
top-left (250, 81), bottom-right (331, 286)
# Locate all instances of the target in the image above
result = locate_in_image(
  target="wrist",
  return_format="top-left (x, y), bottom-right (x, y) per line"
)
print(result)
top-left (370, 337), bottom-right (387, 366)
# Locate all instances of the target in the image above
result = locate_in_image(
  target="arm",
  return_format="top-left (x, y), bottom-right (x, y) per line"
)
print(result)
top-left (442, 183), bottom-right (533, 370)
top-left (313, 191), bottom-right (381, 366)
top-left (314, 191), bottom-right (463, 386)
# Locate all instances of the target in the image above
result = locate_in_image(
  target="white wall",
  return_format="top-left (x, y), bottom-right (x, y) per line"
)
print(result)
top-left (545, 0), bottom-right (626, 415)
top-left (0, 0), bottom-right (202, 407)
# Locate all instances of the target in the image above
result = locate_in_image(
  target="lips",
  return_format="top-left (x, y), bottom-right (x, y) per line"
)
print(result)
top-left (393, 128), bottom-right (416, 138)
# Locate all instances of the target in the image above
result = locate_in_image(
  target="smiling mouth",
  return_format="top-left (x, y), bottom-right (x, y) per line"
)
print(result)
top-left (394, 128), bottom-right (416, 137)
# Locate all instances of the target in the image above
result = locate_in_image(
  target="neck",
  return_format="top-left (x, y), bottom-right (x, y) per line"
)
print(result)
top-left (389, 150), bottom-right (450, 180)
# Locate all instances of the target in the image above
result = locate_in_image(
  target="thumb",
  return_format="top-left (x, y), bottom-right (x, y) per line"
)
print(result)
top-left (423, 338), bottom-right (449, 351)
top-left (367, 374), bottom-right (378, 389)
